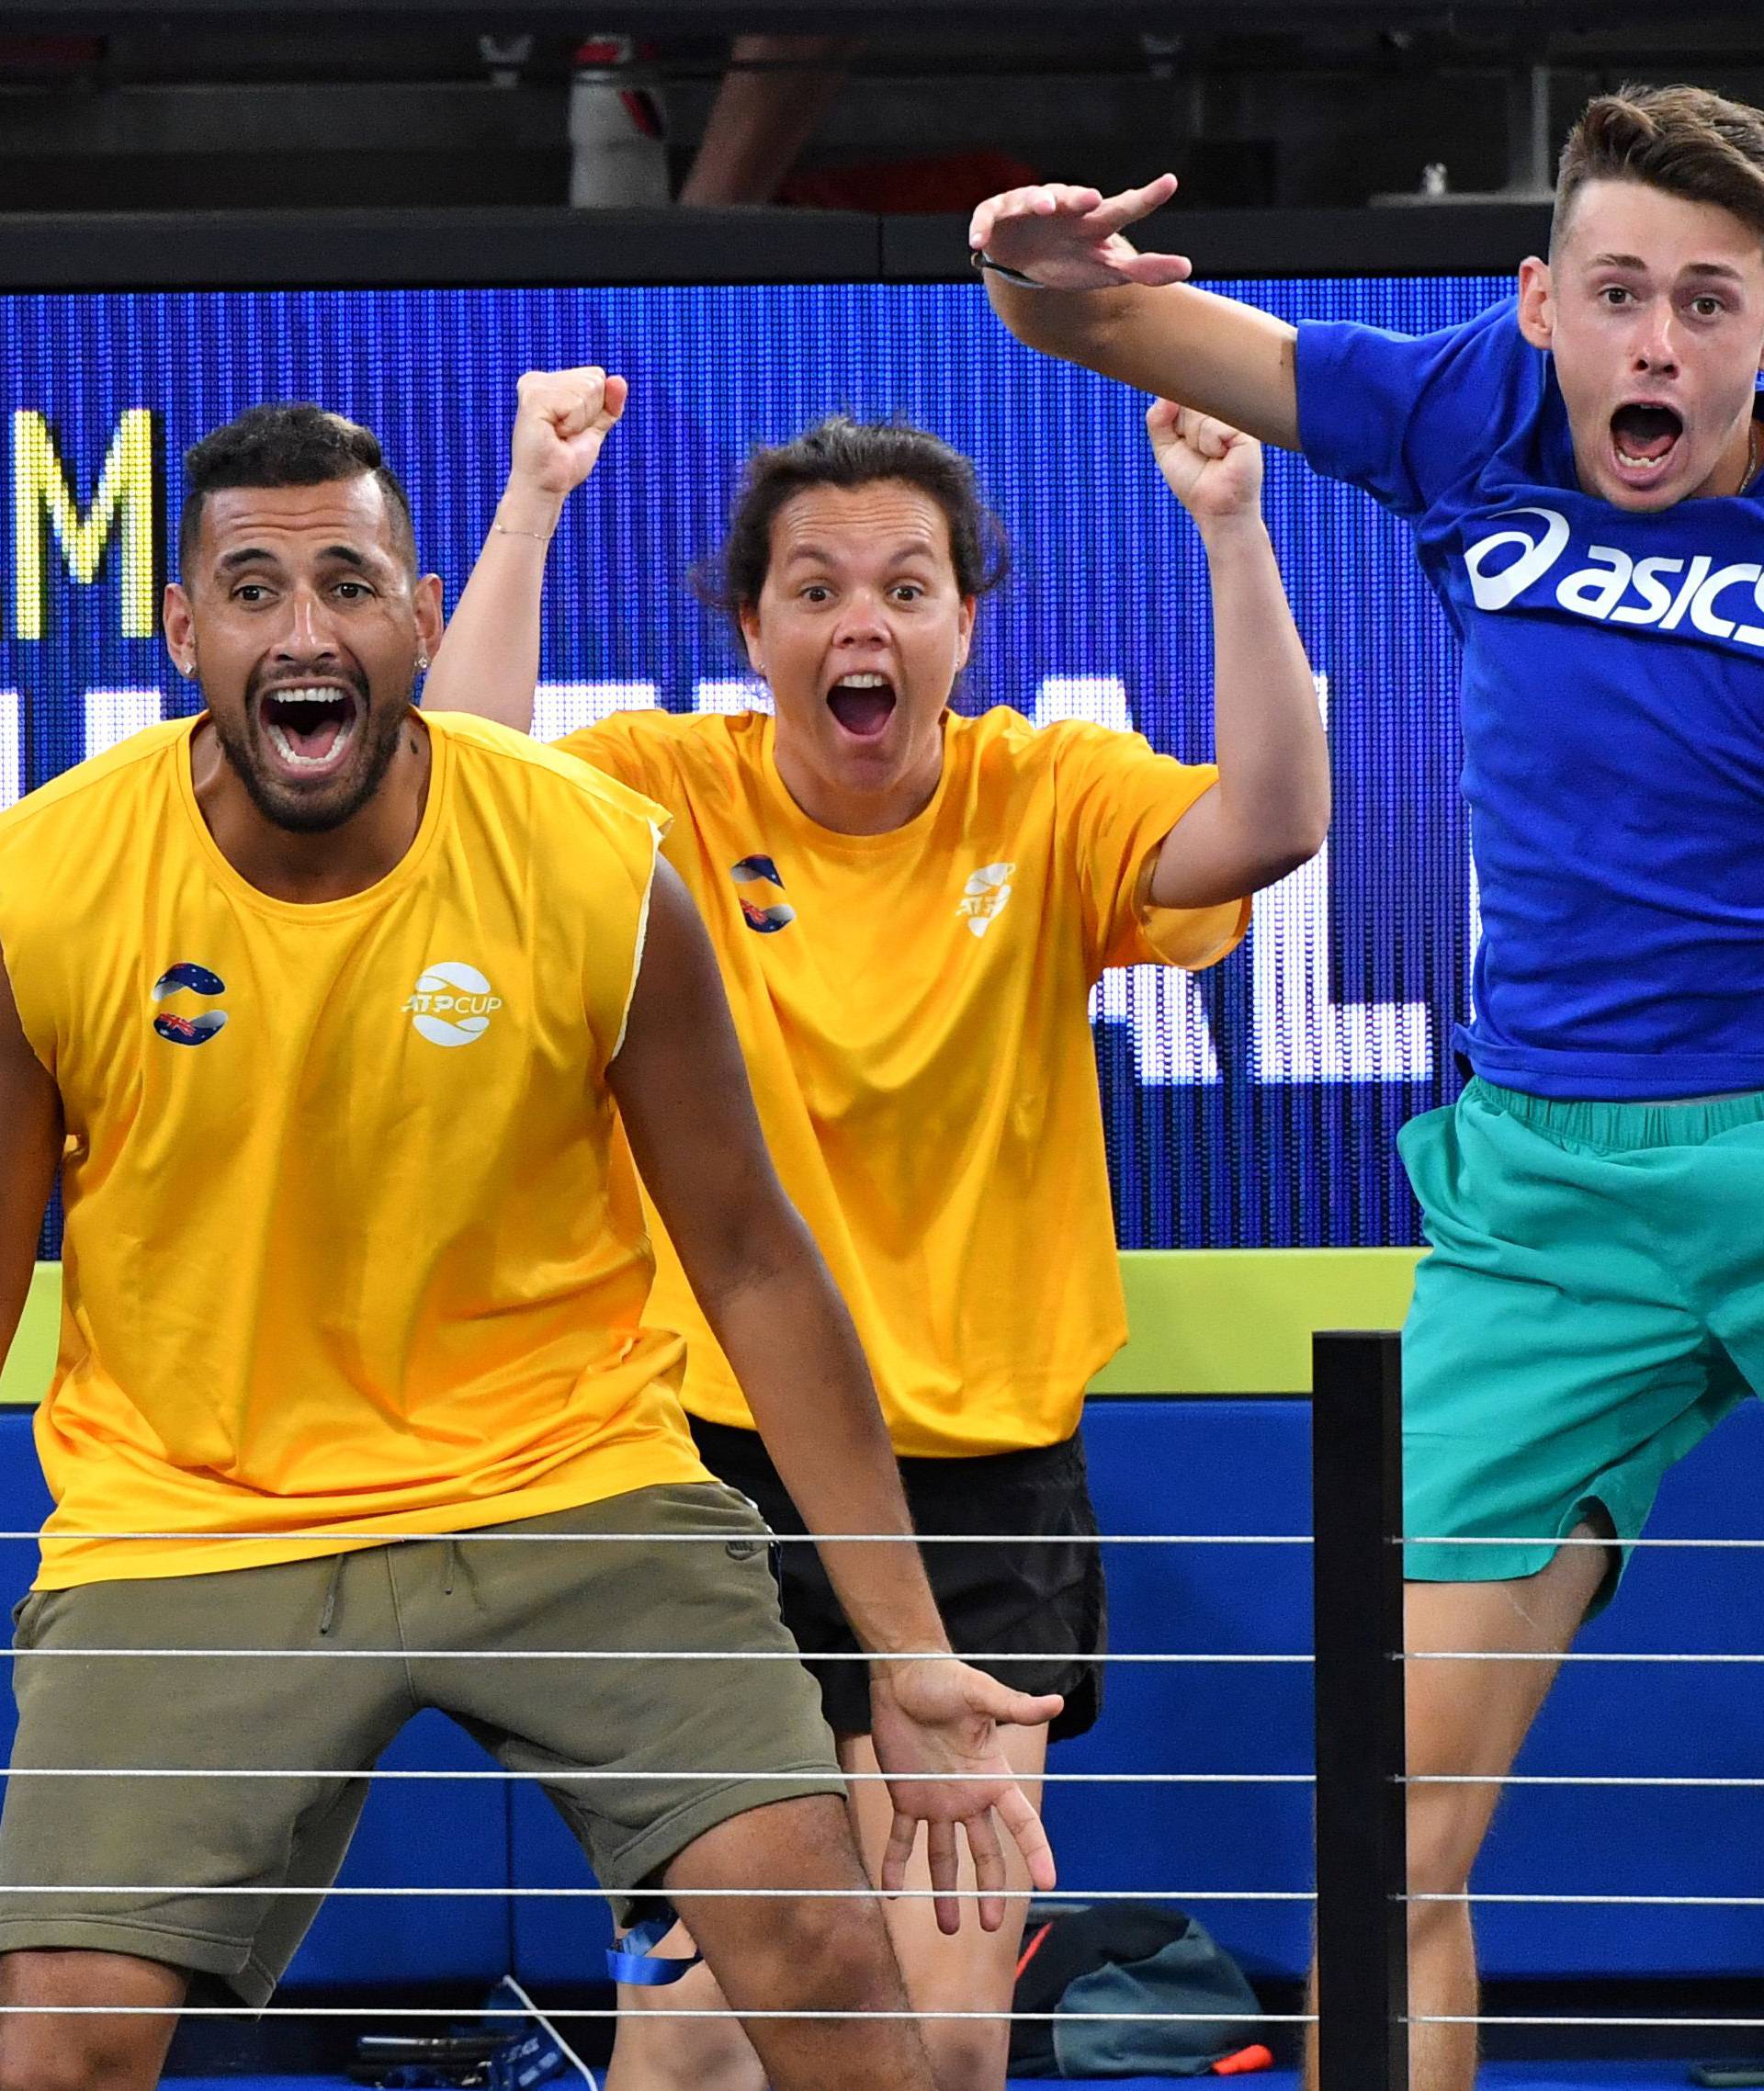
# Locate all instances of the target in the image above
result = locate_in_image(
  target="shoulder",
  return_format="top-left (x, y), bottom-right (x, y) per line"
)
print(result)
top-left (430, 710), bottom-right (670, 840)
top-left (556, 704), bottom-right (764, 799)
top-left (0, 719), bottom-right (187, 859)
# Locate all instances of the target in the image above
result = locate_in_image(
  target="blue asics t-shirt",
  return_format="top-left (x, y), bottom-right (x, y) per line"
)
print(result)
top-left (1297, 295), bottom-right (1764, 1100)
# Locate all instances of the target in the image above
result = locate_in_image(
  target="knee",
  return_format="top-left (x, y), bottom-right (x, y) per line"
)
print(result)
top-left (770, 1902), bottom-right (902, 2014)
top-left (611, 2010), bottom-right (760, 2091)
top-left (922, 2016), bottom-right (1010, 2091)
top-left (0, 2037), bottom-right (160, 2091)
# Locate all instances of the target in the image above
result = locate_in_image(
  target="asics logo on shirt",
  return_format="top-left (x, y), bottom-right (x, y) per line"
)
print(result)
top-left (1464, 505), bottom-right (1764, 646)
top-left (730, 854), bottom-right (795, 934)
top-left (404, 961), bottom-right (503, 1048)
top-left (151, 961), bottom-right (228, 1047)
top-left (957, 862), bottom-right (1014, 940)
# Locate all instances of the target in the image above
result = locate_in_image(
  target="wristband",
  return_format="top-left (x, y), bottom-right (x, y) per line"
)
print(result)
top-left (969, 249), bottom-right (1047, 289)
top-left (492, 515), bottom-right (553, 543)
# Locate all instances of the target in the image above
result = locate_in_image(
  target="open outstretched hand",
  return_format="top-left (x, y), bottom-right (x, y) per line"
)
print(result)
top-left (867, 1656), bottom-right (1061, 1936)
top-left (968, 176), bottom-right (1193, 291)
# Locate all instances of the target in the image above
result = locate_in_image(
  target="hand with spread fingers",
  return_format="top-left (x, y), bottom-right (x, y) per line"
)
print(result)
top-left (497, 365), bottom-right (629, 538)
top-left (868, 1656), bottom-right (1062, 1936)
top-left (968, 175), bottom-right (1193, 291)
top-left (1147, 398), bottom-right (1264, 531)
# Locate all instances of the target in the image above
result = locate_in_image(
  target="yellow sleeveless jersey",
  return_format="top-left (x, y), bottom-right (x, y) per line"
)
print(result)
top-left (0, 711), bottom-right (707, 1587)
top-left (559, 706), bottom-right (1248, 1458)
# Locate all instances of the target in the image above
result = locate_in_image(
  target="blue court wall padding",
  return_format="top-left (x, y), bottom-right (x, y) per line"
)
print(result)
top-left (0, 1398), bottom-right (1758, 1987)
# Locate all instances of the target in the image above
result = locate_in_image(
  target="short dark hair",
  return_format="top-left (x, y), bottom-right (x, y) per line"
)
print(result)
top-left (698, 414), bottom-right (1009, 631)
top-left (178, 402), bottom-right (417, 578)
top-left (1554, 84), bottom-right (1764, 253)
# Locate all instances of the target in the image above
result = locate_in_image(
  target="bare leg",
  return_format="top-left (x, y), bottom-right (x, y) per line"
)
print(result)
top-left (1303, 1527), bottom-right (1608, 2091)
top-left (658, 1793), bottom-right (932, 2091)
top-left (842, 1725), bottom-right (1046, 2091)
top-left (604, 1940), bottom-right (763, 2091)
top-left (0, 1950), bottom-right (186, 2091)
top-left (606, 1731), bottom-right (1047, 2091)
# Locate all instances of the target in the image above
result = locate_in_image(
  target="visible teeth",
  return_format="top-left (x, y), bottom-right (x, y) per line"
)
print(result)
top-left (266, 717), bottom-right (357, 768)
top-left (266, 686), bottom-right (351, 706)
top-left (1615, 448), bottom-right (1668, 469)
top-left (836, 673), bottom-right (890, 688)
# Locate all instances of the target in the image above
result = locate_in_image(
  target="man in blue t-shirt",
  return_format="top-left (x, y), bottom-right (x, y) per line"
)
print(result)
top-left (973, 83), bottom-right (1764, 2091)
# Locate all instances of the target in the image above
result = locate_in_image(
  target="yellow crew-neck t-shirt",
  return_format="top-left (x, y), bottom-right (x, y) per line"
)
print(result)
top-left (559, 706), bottom-right (1247, 1459)
top-left (0, 711), bottom-right (708, 1587)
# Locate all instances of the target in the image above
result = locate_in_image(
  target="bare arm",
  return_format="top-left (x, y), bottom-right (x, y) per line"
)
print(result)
top-left (1145, 405), bottom-right (1329, 908)
top-left (607, 861), bottom-right (1057, 1922)
top-left (0, 948), bottom-right (63, 1379)
top-left (422, 367), bottom-right (627, 731)
top-left (970, 178), bottom-right (1300, 449)
top-left (678, 34), bottom-right (858, 206)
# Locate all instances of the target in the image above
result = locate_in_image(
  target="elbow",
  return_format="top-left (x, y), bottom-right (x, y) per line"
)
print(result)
top-left (1245, 806), bottom-right (1330, 894)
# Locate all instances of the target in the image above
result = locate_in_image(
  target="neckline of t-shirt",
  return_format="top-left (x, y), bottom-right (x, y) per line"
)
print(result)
top-left (173, 706), bottom-right (450, 920)
top-left (757, 710), bottom-right (956, 855)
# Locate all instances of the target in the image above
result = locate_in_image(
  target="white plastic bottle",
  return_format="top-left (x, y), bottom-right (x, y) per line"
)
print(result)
top-left (569, 34), bottom-right (670, 207)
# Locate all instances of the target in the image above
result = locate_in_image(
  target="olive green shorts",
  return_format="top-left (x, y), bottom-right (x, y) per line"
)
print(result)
top-left (0, 1485), bottom-right (842, 2006)
top-left (1401, 1079), bottom-right (1764, 1606)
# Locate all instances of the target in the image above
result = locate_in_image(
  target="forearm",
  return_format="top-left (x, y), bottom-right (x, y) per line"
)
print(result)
top-left (987, 277), bottom-right (1300, 449)
top-left (679, 34), bottom-right (857, 206)
top-left (700, 1221), bottom-right (950, 1664)
top-left (421, 479), bottom-right (560, 729)
top-left (1150, 514), bottom-right (1329, 907)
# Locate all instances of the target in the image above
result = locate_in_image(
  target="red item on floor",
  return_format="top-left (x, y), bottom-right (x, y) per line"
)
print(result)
top-left (1211, 2042), bottom-right (1275, 2074)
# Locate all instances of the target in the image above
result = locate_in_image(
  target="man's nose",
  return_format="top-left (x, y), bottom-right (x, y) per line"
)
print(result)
top-left (1633, 300), bottom-right (1681, 375)
top-left (277, 585), bottom-right (341, 661)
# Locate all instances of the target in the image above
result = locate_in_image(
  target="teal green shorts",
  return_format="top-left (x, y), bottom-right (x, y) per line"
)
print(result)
top-left (1400, 1078), bottom-right (1764, 1606)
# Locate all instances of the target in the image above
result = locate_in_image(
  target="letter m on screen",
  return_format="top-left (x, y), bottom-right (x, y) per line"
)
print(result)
top-left (12, 409), bottom-right (156, 640)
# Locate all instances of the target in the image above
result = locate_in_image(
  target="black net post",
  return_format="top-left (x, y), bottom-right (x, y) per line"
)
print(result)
top-left (1311, 1329), bottom-right (1408, 2091)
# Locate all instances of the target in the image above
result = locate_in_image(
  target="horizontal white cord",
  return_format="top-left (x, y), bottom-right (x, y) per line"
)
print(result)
top-left (1408, 1773), bottom-right (1764, 1788)
top-left (0, 2006), bottom-right (1317, 2021)
top-left (1408, 1891), bottom-right (1764, 1906)
top-left (1407, 1650), bottom-right (1764, 1662)
top-left (1406, 1534), bottom-right (1764, 1548)
top-left (0, 1767), bottom-right (1314, 1783)
top-left (1415, 2015), bottom-right (1764, 2029)
top-left (2, 1647), bottom-right (1311, 1663)
top-left (0, 1884), bottom-right (1317, 1902)
top-left (0, 1531), bottom-right (1311, 1545)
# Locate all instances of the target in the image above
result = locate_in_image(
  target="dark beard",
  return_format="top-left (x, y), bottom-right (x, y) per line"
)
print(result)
top-left (211, 669), bottom-right (407, 835)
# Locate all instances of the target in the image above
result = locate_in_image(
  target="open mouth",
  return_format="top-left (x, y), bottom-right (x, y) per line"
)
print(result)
top-left (257, 684), bottom-right (362, 777)
top-left (1610, 401), bottom-right (1684, 480)
top-left (826, 672), bottom-right (897, 741)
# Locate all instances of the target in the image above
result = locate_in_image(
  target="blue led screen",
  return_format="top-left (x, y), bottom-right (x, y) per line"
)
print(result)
top-left (1, 277), bottom-right (1508, 1252)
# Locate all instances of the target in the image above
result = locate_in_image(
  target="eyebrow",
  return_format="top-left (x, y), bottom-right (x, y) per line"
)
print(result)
top-left (782, 537), bottom-right (942, 566)
top-left (1589, 250), bottom-right (1747, 284)
top-left (214, 542), bottom-right (376, 576)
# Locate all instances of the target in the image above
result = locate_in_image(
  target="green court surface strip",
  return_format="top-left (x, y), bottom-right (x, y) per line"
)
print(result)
top-left (5, 1251), bottom-right (1420, 1406)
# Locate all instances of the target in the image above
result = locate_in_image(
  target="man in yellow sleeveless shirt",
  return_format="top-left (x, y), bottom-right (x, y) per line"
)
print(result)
top-left (0, 405), bottom-right (1058, 2091)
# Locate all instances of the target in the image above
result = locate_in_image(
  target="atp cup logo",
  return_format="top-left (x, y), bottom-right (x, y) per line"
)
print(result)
top-left (404, 962), bottom-right (503, 1048)
top-left (957, 863), bottom-right (1014, 939)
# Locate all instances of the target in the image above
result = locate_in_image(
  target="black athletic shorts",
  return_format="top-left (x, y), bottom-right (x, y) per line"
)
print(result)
top-left (687, 1417), bottom-right (1106, 1744)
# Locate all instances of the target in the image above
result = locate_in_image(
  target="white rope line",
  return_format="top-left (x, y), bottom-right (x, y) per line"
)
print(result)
top-left (1415, 2016), bottom-right (1764, 2029)
top-left (0, 1768), bottom-right (1314, 1784)
top-left (1, 1647), bottom-right (1312, 1663)
top-left (1407, 1891), bottom-right (1764, 1907)
top-left (0, 2006), bottom-right (1317, 2022)
top-left (0, 1885), bottom-right (1317, 1903)
top-left (1405, 1650), bottom-right (1764, 1663)
top-left (1407, 1773), bottom-right (1764, 1788)
top-left (0, 1528), bottom-right (1756, 1545)
top-left (1405, 1534), bottom-right (1764, 1548)
top-left (493, 1974), bottom-right (597, 2091)
top-left (0, 1530), bottom-right (1311, 1546)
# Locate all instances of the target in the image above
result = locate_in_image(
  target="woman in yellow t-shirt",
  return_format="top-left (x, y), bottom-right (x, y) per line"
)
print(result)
top-left (426, 369), bottom-right (1328, 2091)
